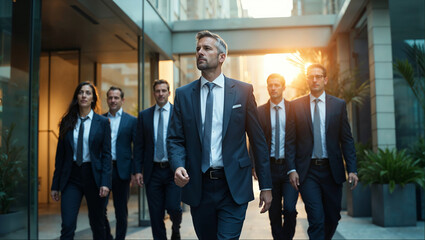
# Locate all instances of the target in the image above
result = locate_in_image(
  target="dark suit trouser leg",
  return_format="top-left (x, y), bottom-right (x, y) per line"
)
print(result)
top-left (299, 165), bottom-right (342, 240)
top-left (81, 164), bottom-right (107, 240)
top-left (268, 164), bottom-right (298, 240)
top-left (164, 168), bottom-right (182, 233)
top-left (146, 167), bottom-right (168, 240)
top-left (190, 175), bottom-right (248, 240)
top-left (111, 165), bottom-right (130, 240)
top-left (60, 167), bottom-right (84, 240)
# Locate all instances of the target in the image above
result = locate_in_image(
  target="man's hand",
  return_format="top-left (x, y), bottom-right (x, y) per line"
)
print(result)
top-left (99, 186), bottom-right (110, 198)
top-left (251, 167), bottom-right (258, 180)
top-left (133, 173), bottom-right (144, 187)
top-left (51, 190), bottom-right (60, 202)
top-left (289, 171), bottom-right (300, 191)
top-left (348, 172), bottom-right (359, 190)
top-left (259, 190), bottom-right (272, 213)
top-left (174, 167), bottom-right (190, 187)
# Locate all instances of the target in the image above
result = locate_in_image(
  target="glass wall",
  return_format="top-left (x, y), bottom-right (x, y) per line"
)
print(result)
top-left (390, 0), bottom-right (425, 149)
top-left (0, 0), bottom-right (40, 239)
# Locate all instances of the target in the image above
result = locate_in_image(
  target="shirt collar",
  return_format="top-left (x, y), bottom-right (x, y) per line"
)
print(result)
top-left (270, 99), bottom-right (285, 109)
top-left (200, 73), bottom-right (224, 89)
top-left (310, 91), bottom-right (326, 103)
top-left (80, 109), bottom-right (94, 120)
top-left (107, 108), bottom-right (122, 117)
top-left (155, 101), bottom-right (170, 111)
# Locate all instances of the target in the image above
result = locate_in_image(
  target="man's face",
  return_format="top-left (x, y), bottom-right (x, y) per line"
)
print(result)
top-left (306, 67), bottom-right (328, 96)
top-left (267, 77), bottom-right (285, 101)
top-left (154, 83), bottom-right (170, 107)
top-left (196, 37), bottom-right (225, 71)
top-left (107, 90), bottom-right (124, 112)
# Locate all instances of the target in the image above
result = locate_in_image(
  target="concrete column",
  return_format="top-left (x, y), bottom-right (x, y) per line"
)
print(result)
top-left (367, 0), bottom-right (396, 150)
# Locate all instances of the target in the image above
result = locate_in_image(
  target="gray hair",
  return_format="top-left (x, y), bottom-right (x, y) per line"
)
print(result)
top-left (196, 30), bottom-right (228, 55)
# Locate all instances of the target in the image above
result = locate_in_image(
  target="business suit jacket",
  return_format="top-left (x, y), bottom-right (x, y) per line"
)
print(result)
top-left (103, 111), bottom-right (137, 180)
top-left (133, 104), bottom-right (173, 185)
top-left (285, 93), bottom-right (357, 185)
top-left (51, 113), bottom-right (112, 191)
top-left (257, 100), bottom-right (289, 153)
top-left (167, 76), bottom-right (272, 207)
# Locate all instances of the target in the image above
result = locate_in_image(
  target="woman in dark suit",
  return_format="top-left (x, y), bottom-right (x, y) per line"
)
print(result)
top-left (50, 82), bottom-right (112, 240)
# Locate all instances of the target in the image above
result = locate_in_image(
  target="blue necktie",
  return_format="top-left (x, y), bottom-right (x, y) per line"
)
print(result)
top-left (274, 106), bottom-right (280, 159)
top-left (201, 82), bottom-right (215, 173)
top-left (155, 107), bottom-right (165, 161)
top-left (313, 99), bottom-right (323, 158)
top-left (76, 117), bottom-right (89, 166)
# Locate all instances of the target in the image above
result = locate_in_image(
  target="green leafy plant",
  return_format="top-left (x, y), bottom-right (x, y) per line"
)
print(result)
top-left (359, 148), bottom-right (425, 193)
top-left (407, 138), bottom-right (425, 169)
top-left (355, 142), bottom-right (372, 180)
top-left (0, 123), bottom-right (24, 214)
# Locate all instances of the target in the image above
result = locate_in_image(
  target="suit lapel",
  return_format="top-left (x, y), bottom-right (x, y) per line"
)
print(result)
top-left (117, 112), bottom-right (127, 138)
top-left (148, 106), bottom-right (155, 143)
top-left (265, 101), bottom-right (271, 138)
top-left (191, 79), bottom-right (203, 142)
top-left (304, 96), bottom-right (313, 135)
top-left (89, 113), bottom-right (99, 147)
top-left (167, 104), bottom-right (173, 131)
top-left (222, 77), bottom-right (235, 138)
top-left (325, 94), bottom-right (331, 133)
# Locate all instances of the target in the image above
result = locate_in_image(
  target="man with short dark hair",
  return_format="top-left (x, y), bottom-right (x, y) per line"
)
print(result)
top-left (134, 79), bottom-right (182, 240)
top-left (255, 73), bottom-right (298, 240)
top-left (167, 30), bottom-right (272, 239)
top-left (286, 63), bottom-right (358, 240)
top-left (104, 86), bottom-right (137, 240)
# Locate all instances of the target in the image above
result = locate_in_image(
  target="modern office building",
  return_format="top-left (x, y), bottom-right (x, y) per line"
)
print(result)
top-left (0, 0), bottom-right (423, 238)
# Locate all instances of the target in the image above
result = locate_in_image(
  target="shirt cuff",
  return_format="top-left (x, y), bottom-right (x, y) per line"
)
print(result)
top-left (287, 169), bottom-right (296, 175)
top-left (260, 188), bottom-right (272, 191)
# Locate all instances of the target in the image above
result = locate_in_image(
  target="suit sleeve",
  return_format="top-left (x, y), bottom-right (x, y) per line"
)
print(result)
top-left (167, 89), bottom-right (187, 172)
top-left (339, 101), bottom-right (357, 174)
top-left (133, 112), bottom-right (144, 174)
top-left (130, 116), bottom-right (137, 174)
top-left (51, 134), bottom-right (65, 191)
top-left (101, 118), bottom-right (112, 188)
top-left (285, 101), bottom-right (297, 172)
top-left (245, 85), bottom-right (272, 190)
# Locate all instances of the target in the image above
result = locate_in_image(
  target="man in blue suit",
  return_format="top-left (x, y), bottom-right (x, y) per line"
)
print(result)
top-left (167, 30), bottom-right (273, 240)
top-left (134, 80), bottom-right (182, 240)
top-left (104, 87), bottom-right (137, 240)
top-left (255, 74), bottom-right (298, 240)
top-left (285, 63), bottom-right (359, 240)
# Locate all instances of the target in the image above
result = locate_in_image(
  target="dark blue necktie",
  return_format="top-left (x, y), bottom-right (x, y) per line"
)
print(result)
top-left (313, 99), bottom-right (323, 158)
top-left (201, 82), bottom-right (215, 173)
top-left (274, 106), bottom-right (280, 159)
top-left (76, 117), bottom-right (89, 166)
top-left (155, 107), bottom-right (165, 161)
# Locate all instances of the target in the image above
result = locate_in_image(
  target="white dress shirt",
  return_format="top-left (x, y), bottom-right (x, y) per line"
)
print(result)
top-left (270, 100), bottom-right (285, 159)
top-left (73, 109), bottom-right (94, 163)
top-left (310, 92), bottom-right (328, 158)
top-left (200, 74), bottom-right (225, 168)
top-left (154, 101), bottom-right (171, 162)
top-left (107, 108), bottom-right (122, 161)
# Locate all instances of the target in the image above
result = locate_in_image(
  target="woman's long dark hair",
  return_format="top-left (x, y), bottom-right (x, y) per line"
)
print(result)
top-left (59, 82), bottom-right (100, 139)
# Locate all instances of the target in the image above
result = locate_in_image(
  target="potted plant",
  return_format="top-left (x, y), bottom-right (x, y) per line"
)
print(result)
top-left (346, 142), bottom-right (372, 217)
top-left (359, 148), bottom-right (425, 227)
top-left (407, 138), bottom-right (425, 220)
top-left (0, 124), bottom-right (25, 235)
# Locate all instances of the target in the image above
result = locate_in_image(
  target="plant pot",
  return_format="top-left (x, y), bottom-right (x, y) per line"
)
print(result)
top-left (347, 181), bottom-right (371, 217)
top-left (417, 186), bottom-right (425, 220)
top-left (371, 183), bottom-right (416, 227)
top-left (0, 211), bottom-right (26, 235)
top-left (341, 182), bottom-right (347, 210)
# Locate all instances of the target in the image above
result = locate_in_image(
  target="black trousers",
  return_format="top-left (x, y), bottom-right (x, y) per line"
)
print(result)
top-left (60, 162), bottom-right (107, 240)
top-left (299, 164), bottom-right (342, 240)
top-left (105, 162), bottom-right (131, 240)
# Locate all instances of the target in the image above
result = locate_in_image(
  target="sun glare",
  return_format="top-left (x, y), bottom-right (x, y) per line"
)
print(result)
top-left (263, 53), bottom-right (301, 85)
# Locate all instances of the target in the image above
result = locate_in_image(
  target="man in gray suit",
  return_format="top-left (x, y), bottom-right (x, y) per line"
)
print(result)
top-left (104, 86), bottom-right (137, 240)
top-left (167, 30), bottom-right (272, 240)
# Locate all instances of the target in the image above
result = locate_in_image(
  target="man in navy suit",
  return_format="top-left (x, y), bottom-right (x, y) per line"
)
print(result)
top-left (134, 80), bottom-right (182, 240)
top-left (285, 63), bottom-right (359, 240)
top-left (104, 87), bottom-right (137, 240)
top-left (167, 30), bottom-right (272, 240)
top-left (255, 73), bottom-right (298, 240)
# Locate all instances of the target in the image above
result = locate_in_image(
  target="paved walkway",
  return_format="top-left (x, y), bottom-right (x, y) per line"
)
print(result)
top-left (37, 190), bottom-right (425, 240)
